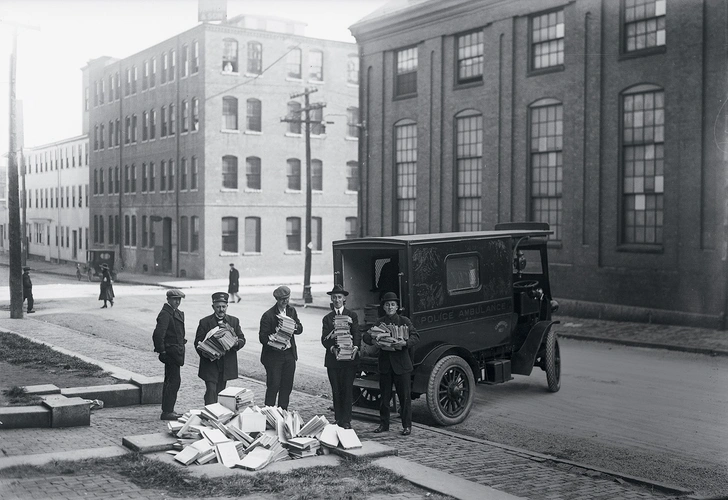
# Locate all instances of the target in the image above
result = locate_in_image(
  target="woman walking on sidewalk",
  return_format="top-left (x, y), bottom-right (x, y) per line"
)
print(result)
top-left (99, 263), bottom-right (115, 308)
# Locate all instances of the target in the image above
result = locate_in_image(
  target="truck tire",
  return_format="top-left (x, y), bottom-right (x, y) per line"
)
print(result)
top-left (545, 329), bottom-right (561, 392)
top-left (426, 355), bottom-right (475, 426)
top-left (353, 387), bottom-right (381, 409)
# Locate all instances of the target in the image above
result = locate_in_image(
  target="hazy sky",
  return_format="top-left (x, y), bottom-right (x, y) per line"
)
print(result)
top-left (0, 0), bottom-right (388, 153)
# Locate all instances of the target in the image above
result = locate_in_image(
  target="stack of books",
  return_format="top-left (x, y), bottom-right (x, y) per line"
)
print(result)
top-left (368, 323), bottom-right (409, 350)
top-left (200, 403), bottom-right (235, 425)
top-left (286, 436), bottom-right (320, 458)
top-left (197, 326), bottom-right (239, 360)
top-left (297, 415), bottom-right (329, 437)
top-left (268, 314), bottom-right (296, 350)
top-left (333, 315), bottom-right (358, 361)
top-left (218, 387), bottom-right (255, 411)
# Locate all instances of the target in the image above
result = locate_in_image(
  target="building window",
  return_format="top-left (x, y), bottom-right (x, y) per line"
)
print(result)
top-left (99, 124), bottom-right (105, 149)
top-left (180, 216), bottom-right (188, 252)
top-left (131, 164), bottom-right (137, 193)
top-left (100, 169), bottom-right (105, 194)
top-left (143, 60), bottom-right (149, 90)
top-left (149, 216), bottom-right (156, 247)
top-left (162, 52), bottom-right (168, 84)
top-left (150, 57), bottom-right (156, 87)
top-left (181, 100), bottom-right (189, 133)
top-left (180, 157), bottom-right (188, 190)
top-left (115, 72), bottom-right (120, 100)
top-left (141, 216), bottom-right (147, 247)
top-left (114, 166), bottom-right (120, 194)
top-left (309, 50), bottom-right (324, 81)
top-left (287, 159), bottom-right (301, 191)
top-left (115, 118), bottom-right (121, 145)
top-left (455, 110), bottom-right (483, 232)
top-left (84, 86), bottom-right (89, 110)
top-left (286, 217), bottom-right (301, 251)
top-left (181, 44), bottom-right (189, 77)
top-left (132, 65), bottom-right (138, 94)
top-left (150, 109), bottom-right (156, 139)
top-left (93, 125), bottom-right (98, 150)
top-left (108, 215), bottom-right (114, 244)
top-left (622, 86), bottom-right (664, 244)
top-left (531, 9), bottom-right (565, 70)
top-left (99, 216), bottom-right (104, 243)
top-left (223, 38), bottom-right (238, 72)
top-left (191, 156), bottom-right (198, 190)
top-left (222, 155), bottom-right (238, 189)
top-left (108, 121), bottom-right (113, 147)
top-left (169, 49), bottom-right (176, 81)
top-left (347, 54), bottom-right (359, 85)
top-left (131, 215), bottom-right (137, 246)
top-left (246, 98), bottom-right (261, 132)
top-left (125, 69), bottom-right (131, 96)
top-left (222, 217), bottom-right (238, 253)
top-left (312, 159), bottom-right (323, 191)
top-left (124, 165), bottom-right (130, 193)
top-left (131, 114), bottom-right (138, 142)
top-left (624, 0), bottom-right (666, 53)
top-left (108, 75), bottom-right (113, 102)
top-left (192, 98), bottom-right (199, 131)
top-left (345, 217), bottom-right (357, 239)
top-left (150, 162), bottom-right (156, 192)
top-left (395, 120), bottom-right (417, 235)
top-left (287, 101), bottom-right (301, 134)
top-left (346, 161), bottom-right (359, 191)
top-left (125, 215), bottom-right (130, 246)
top-left (191, 216), bottom-right (199, 251)
top-left (168, 159), bottom-right (175, 191)
top-left (142, 163), bottom-right (148, 192)
top-left (247, 41), bottom-right (262, 74)
top-left (160, 160), bottom-right (167, 191)
top-left (287, 47), bottom-right (301, 79)
top-left (142, 112), bottom-right (148, 141)
top-left (192, 40), bottom-right (199, 73)
top-left (346, 107), bottom-right (359, 138)
top-left (94, 169), bottom-right (98, 195)
top-left (99, 79), bottom-right (105, 104)
top-left (169, 103), bottom-right (176, 135)
top-left (310, 107), bottom-right (324, 135)
top-left (222, 97), bottom-right (238, 130)
top-left (246, 156), bottom-right (261, 190)
top-left (530, 99), bottom-right (563, 241)
top-left (312, 216), bottom-right (322, 251)
top-left (395, 47), bottom-right (417, 97)
top-left (457, 30), bottom-right (484, 83)
top-left (245, 217), bottom-right (261, 253)
top-left (161, 105), bottom-right (167, 137)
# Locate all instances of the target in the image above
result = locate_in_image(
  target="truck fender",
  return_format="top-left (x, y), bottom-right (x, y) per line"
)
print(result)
top-left (412, 343), bottom-right (477, 394)
top-left (511, 320), bottom-right (559, 376)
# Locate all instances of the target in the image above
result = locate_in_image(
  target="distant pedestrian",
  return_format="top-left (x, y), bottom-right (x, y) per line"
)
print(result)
top-left (228, 263), bottom-right (241, 303)
top-left (258, 285), bottom-right (303, 410)
top-left (99, 263), bottom-right (114, 308)
top-left (76, 263), bottom-right (82, 281)
top-left (153, 289), bottom-right (187, 421)
top-left (22, 266), bottom-right (35, 314)
top-left (195, 292), bottom-right (246, 405)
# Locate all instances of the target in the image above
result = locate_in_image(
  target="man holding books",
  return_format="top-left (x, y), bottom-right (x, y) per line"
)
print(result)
top-left (153, 288), bottom-right (187, 420)
top-left (195, 292), bottom-right (246, 405)
top-left (258, 285), bottom-right (303, 410)
top-left (363, 292), bottom-right (420, 436)
top-left (321, 284), bottom-right (360, 429)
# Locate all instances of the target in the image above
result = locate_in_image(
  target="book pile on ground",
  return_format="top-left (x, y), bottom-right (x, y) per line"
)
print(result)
top-left (218, 387), bottom-right (255, 411)
top-left (268, 314), bottom-right (296, 350)
top-left (333, 315), bottom-right (358, 361)
top-left (200, 403), bottom-right (235, 425)
top-left (368, 323), bottom-right (408, 351)
top-left (318, 423), bottom-right (363, 450)
top-left (197, 326), bottom-right (239, 360)
top-left (286, 436), bottom-right (320, 458)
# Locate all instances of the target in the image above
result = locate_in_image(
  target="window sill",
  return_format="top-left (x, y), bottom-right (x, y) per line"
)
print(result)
top-left (219, 251), bottom-right (240, 256)
top-left (313, 190), bottom-right (323, 195)
top-left (312, 250), bottom-right (323, 255)
top-left (220, 188), bottom-right (239, 193)
top-left (308, 80), bottom-right (325, 85)
top-left (221, 129), bottom-right (240, 134)
top-left (245, 73), bottom-right (262, 78)
top-left (243, 252), bottom-right (261, 256)
top-left (619, 45), bottom-right (666, 61)
top-left (244, 188), bottom-right (262, 193)
top-left (616, 243), bottom-right (664, 254)
top-left (311, 134), bottom-right (326, 140)
top-left (244, 130), bottom-right (262, 135)
top-left (345, 190), bottom-right (358, 195)
top-left (454, 79), bottom-right (483, 90)
top-left (347, 82), bottom-right (358, 88)
top-left (345, 136), bottom-right (358, 141)
top-left (285, 189), bottom-right (302, 194)
top-left (527, 64), bottom-right (565, 78)
top-left (221, 70), bottom-right (239, 76)
top-left (284, 251), bottom-right (302, 255)
top-left (286, 77), bottom-right (303, 83)
top-left (285, 133), bottom-right (302, 138)
top-left (393, 93), bottom-right (417, 101)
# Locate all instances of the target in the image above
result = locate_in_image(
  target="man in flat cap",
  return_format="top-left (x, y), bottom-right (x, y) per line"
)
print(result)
top-left (153, 289), bottom-right (187, 420)
top-left (22, 266), bottom-right (35, 314)
top-left (321, 284), bottom-right (360, 428)
top-left (258, 285), bottom-right (303, 409)
top-left (195, 292), bottom-right (246, 405)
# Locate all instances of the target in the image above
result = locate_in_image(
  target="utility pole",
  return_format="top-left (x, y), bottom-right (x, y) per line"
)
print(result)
top-left (281, 88), bottom-right (325, 304)
top-left (5, 20), bottom-right (39, 318)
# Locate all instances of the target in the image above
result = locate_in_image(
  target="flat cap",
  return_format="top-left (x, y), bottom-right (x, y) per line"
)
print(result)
top-left (273, 285), bottom-right (291, 300)
top-left (166, 289), bottom-right (185, 299)
top-left (212, 292), bottom-right (229, 303)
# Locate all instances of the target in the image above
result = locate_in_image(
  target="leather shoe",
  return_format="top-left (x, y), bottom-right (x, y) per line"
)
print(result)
top-left (373, 424), bottom-right (389, 433)
top-left (401, 427), bottom-right (411, 436)
top-left (340, 422), bottom-right (352, 429)
top-left (160, 412), bottom-right (182, 421)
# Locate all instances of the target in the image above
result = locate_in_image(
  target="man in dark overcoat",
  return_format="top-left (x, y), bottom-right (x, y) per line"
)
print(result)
top-left (321, 284), bottom-right (360, 428)
top-left (363, 292), bottom-right (420, 436)
top-left (22, 266), bottom-right (35, 313)
top-left (195, 292), bottom-right (246, 405)
top-left (258, 285), bottom-right (303, 410)
top-left (228, 263), bottom-right (241, 303)
top-left (152, 289), bottom-right (186, 420)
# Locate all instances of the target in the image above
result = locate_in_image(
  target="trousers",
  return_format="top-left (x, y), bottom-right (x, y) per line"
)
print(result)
top-left (204, 369), bottom-right (227, 405)
top-left (162, 362), bottom-right (181, 413)
top-left (263, 349), bottom-right (296, 409)
top-left (327, 363), bottom-right (356, 426)
top-left (379, 370), bottom-right (412, 429)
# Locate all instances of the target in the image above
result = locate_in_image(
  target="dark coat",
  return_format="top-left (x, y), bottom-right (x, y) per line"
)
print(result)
top-left (228, 267), bottom-right (240, 294)
top-left (195, 313), bottom-right (246, 382)
top-left (22, 273), bottom-right (32, 294)
top-left (99, 269), bottom-right (115, 301)
top-left (321, 308), bottom-right (360, 368)
top-left (258, 304), bottom-right (303, 362)
top-left (152, 303), bottom-right (186, 365)
top-left (363, 313), bottom-right (420, 375)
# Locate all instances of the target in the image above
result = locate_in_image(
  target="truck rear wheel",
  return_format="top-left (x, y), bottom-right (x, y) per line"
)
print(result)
top-left (353, 387), bottom-right (381, 409)
top-left (545, 329), bottom-right (561, 392)
top-left (426, 355), bottom-right (475, 426)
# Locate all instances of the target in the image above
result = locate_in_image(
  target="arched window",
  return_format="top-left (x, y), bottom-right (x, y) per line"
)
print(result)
top-left (222, 217), bottom-right (238, 253)
top-left (223, 38), bottom-right (238, 72)
top-left (222, 96), bottom-right (238, 130)
top-left (347, 54), bottom-right (359, 85)
top-left (287, 101), bottom-right (301, 134)
top-left (286, 217), bottom-right (301, 251)
top-left (287, 48), bottom-right (302, 79)
top-left (245, 217), bottom-right (261, 253)
top-left (529, 98), bottom-right (563, 240)
top-left (246, 98), bottom-right (261, 132)
top-left (455, 109), bottom-right (483, 232)
top-left (246, 156), bottom-right (261, 190)
top-left (346, 161), bottom-right (359, 192)
top-left (309, 50), bottom-right (323, 81)
top-left (287, 159), bottom-right (301, 191)
top-left (312, 159), bottom-right (323, 191)
top-left (222, 155), bottom-right (238, 189)
top-left (394, 119), bottom-right (417, 235)
top-left (247, 41), bottom-right (262, 74)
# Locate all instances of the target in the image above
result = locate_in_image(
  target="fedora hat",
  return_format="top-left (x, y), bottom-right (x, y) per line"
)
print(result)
top-left (326, 284), bottom-right (349, 296)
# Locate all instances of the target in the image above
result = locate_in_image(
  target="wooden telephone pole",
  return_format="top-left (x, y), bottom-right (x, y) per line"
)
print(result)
top-left (280, 88), bottom-right (326, 303)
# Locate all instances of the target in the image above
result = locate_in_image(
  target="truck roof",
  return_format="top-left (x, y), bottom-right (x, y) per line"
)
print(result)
top-left (333, 228), bottom-right (552, 247)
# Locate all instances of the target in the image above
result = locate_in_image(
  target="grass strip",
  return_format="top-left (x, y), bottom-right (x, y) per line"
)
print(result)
top-left (0, 331), bottom-right (105, 376)
top-left (1, 386), bottom-right (43, 406)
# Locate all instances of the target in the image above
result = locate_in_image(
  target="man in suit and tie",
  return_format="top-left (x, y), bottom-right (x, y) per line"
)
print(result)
top-left (321, 284), bottom-right (360, 429)
top-left (363, 292), bottom-right (419, 436)
top-left (194, 292), bottom-right (246, 405)
top-left (258, 286), bottom-right (303, 410)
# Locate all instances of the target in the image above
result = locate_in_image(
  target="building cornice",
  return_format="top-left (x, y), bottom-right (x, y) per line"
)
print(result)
top-left (26, 134), bottom-right (89, 151)
top-left (204, 23), bottom-right (355, 48)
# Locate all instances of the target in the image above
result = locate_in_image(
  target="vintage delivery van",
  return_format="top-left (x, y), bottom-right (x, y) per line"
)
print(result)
top-left (331, 222), bottom-right (560, 425)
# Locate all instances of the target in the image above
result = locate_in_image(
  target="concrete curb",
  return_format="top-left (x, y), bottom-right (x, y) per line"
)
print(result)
top-left (558, 333), bottom-right (728, 358)
top-left (0, 445), bottom-right (128, 470)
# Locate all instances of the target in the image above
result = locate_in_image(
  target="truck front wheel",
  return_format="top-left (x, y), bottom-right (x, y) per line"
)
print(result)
top-left (545, 329), bottom-right (561, 392)
top-left (426, 355), bottom-right (475, 426)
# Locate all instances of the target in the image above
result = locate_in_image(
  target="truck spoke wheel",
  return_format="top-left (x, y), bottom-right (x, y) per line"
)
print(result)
top-left (427, 355), bottom-right (475, 426)
top-left (545, 329), bottom-right (561, 392)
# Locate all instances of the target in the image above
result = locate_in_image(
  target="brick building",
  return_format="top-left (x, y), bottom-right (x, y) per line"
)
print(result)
top-left (350, 0), bottom-right (728, 328)
top-left (85, 15), bottom-right (359, 279)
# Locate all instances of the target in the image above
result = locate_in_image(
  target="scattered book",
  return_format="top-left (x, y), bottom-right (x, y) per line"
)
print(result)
top-left (336, 427), bottom-right (362, 449)
top-left (218, 386), bottom-right (254, 411)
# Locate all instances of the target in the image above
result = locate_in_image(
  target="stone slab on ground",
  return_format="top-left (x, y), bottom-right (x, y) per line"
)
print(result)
top-left (0, 405), bottom-right (50, 429)
top-left (0, 445), bottom-right (128, 470)
top-left (122, 432), bottom-right (178, 453)
top-left (23, 384), bottom-right (61, 395)
top-left (374, 455), bottom-right (525, 500)
top-left (327, 440), bottom-right (398, 461)
top-left (61, 383), bottom-right (140, 407)
top-left (42, 396), bottom-right (89, 428)
top-left (129, 374), bottom-right (163, 404)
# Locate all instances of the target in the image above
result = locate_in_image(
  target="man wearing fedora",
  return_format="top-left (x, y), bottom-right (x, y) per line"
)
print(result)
top-left (228, 263), bottom-right (241, 303)
top-left (321, 284), bottom-right (360, 429)
top-left (258, 285), bottom-right (303, 409)
top-left (22, 266), bottom-right (34, 313)
top-left (363, 292), bottom-right (420, 436)
top-left (153, 289), bottom-right (187, 420)
top-left (194, 292), bottom-right (246, 405)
